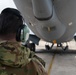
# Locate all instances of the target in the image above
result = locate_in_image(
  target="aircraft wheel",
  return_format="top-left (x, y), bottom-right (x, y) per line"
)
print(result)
top-left (29, 43), bottom-right (36, 52)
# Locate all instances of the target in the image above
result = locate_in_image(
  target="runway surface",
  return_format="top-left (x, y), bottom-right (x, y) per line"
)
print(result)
top-left (35, 39), bottom-right (76, 75)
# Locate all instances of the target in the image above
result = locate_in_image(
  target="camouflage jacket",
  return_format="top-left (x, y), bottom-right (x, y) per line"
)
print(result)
top-left (0, 41), bottom-right (47, 75)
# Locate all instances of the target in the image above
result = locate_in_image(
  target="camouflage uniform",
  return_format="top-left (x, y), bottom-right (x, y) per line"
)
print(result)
top-left (0, 41), bottom-right (47, 75)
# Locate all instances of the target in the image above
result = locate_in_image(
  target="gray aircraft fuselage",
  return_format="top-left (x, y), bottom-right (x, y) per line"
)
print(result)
top-left (13, 0), bottom-right (76, 43)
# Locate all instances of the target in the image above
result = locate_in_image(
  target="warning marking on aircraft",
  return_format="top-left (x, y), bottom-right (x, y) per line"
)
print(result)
top-left (48, 54), bottom-right (56, 75)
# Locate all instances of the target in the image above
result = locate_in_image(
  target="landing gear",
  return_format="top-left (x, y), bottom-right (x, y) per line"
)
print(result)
top-left (24, 42), bottom-right (36, 52)
top-left (45, 45), bottom-right (50, 50)
top-left (45, 42), bottom-right (68, 51)
top-left (28, 43), bottom-right (36, 52)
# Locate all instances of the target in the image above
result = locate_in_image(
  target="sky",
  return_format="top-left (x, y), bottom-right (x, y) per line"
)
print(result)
top-left (0, 0), bottom-right (17, 12)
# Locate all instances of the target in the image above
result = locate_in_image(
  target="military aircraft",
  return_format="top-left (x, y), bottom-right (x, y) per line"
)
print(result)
top-left (13, 0), bottom-right (76, 51)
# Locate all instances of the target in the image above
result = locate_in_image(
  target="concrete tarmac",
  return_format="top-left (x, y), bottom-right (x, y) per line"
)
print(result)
top-left (35, 39), bottom-right (76, 75)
